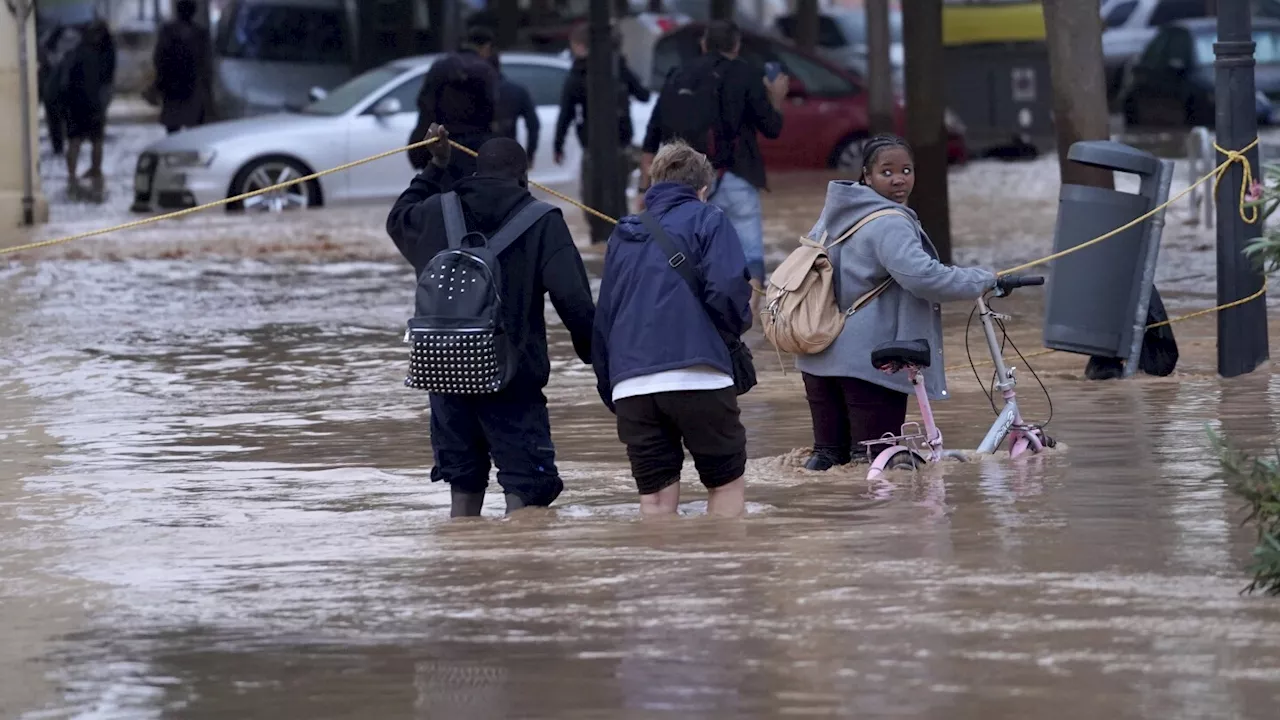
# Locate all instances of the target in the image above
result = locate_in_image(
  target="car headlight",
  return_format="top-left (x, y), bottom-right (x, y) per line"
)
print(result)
top-left (944, 107), bottom-right (967, 135)
top-left (161, 150), bottom-right (216, 168)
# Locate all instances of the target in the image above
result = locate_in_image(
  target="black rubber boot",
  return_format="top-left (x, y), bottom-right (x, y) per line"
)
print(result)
top-left (804, 448), bottom-right (848, 472)
top-left (450, 489), bottom-right (485, 518)
top-left (504, 494), bottom-right (528, 515)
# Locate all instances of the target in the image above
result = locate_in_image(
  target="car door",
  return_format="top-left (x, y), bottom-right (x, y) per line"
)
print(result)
top-left (498, 60), bottom-right (576, 185)
top-left (749, 40), bottom-right (862, 170)
top-left (344, 70), bottom-right (424, 203)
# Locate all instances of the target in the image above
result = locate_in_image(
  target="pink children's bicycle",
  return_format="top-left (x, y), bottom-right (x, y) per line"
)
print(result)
top-left (862, 275), bottom-right (1056, 481)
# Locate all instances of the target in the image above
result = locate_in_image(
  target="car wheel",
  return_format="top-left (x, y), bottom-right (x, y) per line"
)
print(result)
top-left (833, 135), bottom-right (869, 177)
top-left (227, 156), bottom-right (320, 212)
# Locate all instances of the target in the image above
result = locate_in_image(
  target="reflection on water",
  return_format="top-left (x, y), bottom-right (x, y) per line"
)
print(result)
top-left (4, 179), bottom-right (1280, 718)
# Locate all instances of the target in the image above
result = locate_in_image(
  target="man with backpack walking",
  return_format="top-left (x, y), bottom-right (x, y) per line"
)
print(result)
top-left (640, 20), bottom-right (788, 301)
top-left (407, 26), bottom-right (500, 176)
top-left (386, 125), bottom-right (596, 517)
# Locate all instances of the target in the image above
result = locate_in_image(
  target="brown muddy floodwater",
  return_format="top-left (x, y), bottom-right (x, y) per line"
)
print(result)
top-left (4, 165), bottom-right (1280, 719)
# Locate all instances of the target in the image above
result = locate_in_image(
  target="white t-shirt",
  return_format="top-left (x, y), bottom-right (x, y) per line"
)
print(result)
top-left (611, 365), bottom-right (734, 402)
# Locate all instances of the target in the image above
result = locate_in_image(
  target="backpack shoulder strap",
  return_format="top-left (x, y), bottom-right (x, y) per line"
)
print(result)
top-left (440, 192), bottom-right (467, 250)
top-left (825, 208), bottom-right (912, 250)
top-left (487, 200), bottom-right (558, 256)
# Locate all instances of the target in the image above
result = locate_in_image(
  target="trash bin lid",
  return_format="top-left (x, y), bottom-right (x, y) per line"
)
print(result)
top-left (1067, 140), bottom-right (1161, 177)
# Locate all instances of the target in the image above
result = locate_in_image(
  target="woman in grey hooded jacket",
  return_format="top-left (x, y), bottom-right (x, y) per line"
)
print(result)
top-left (797, 136), bottom-right (997, 471)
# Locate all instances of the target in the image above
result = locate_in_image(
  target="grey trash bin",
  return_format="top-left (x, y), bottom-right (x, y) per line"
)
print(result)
top-left (1043, 141), bottom-right (1169, 359)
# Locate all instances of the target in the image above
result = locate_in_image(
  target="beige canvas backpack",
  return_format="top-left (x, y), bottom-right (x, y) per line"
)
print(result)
top-left (761, 209), bottom-right (908, 356)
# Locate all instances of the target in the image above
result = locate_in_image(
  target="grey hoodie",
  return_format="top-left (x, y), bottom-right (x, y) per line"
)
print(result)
top-left (794, 181), bottom-right (996, 399)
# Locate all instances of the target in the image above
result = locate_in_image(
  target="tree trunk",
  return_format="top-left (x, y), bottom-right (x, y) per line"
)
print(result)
top-left (710, 0), bottom-right (734, 22)
top-left (902, 0), bottom-right (951, 262)
top-left (792, 0), bottom-right (820, 52)
top-left (1042, 0), bottom-right (1115, 189)
top-left (495, 0), bottom-right (520, 49)
top-left (866, 0), bottom-right (894, 135)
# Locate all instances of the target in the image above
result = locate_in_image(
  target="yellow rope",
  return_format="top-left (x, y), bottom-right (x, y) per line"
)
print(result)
top-left (0, 136), bottom-right (450, 256)
top-left (947, 277), bottom-right (1271, 372)
top-left (998, 138), bottom-right (1260, 277)
top-left (446, 140), bottom-right (620, 226)
top-left (1213, 140), bottom-right (1261, 225)
top-left (0, 130), bottom-right (1268, 361)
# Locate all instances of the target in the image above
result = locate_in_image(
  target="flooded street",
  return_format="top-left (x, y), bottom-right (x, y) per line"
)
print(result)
top-left (5, 162), bottom-right (1280, 718)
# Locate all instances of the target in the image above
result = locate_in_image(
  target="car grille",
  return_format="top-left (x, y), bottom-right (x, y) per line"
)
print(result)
top-left (134, 153), bottom-right (157, 205)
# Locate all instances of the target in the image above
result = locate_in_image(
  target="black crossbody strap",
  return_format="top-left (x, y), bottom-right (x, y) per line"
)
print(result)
top-left (639, 211), bottom-right (701, 294)
top-left (639, 211), bottom-right (737, 345)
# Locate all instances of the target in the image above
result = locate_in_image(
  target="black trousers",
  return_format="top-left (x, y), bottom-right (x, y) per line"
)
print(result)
top-left (428, 387), bottom-right (563, 507)
top-left (802, 373), bottom-right (908, 463)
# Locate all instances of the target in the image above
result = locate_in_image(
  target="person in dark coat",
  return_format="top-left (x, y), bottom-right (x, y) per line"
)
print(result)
top-left (592, 141), bottom-right (753, 518)
top-left (63, 19), bottom-right (116, 192)
top-left (386, 126), bottom-right (596, 517)
top-left (407, 26), bottom-right (500, 175)
top-left (553, 22), bottom-right (650, 243)
top-left (491, 53), bottom-right (540, 166)
top-left (38, 23), bottom-right (81, 156)
top-left (153, 0), bottom-right (213, 135)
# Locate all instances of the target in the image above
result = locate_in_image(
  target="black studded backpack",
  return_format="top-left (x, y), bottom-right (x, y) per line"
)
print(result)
top-left (404, 191), bottom-right (556, 394)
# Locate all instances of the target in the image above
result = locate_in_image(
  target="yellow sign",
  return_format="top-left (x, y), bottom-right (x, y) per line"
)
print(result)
top-left (942, 1), bottom-right (1047, 46)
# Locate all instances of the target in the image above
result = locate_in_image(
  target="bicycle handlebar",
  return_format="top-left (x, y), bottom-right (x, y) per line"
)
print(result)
top-left (993, 275), bottom-right (1045, 297)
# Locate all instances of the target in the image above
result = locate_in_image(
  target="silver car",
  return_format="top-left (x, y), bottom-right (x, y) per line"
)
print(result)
top-left (132, 53), bottom-right (656, 213)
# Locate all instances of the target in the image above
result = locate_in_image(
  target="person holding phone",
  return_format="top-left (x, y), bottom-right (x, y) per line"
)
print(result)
top-left (641, 21), bottom-right (789, 309)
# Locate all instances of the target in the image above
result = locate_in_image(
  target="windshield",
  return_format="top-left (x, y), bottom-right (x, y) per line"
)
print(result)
top-left (216, 1), bottom-right (350, 64)
top-left (1195, 28), bottom-right (1280, 65)
top-left (301, 66), bottom-right (406, 116)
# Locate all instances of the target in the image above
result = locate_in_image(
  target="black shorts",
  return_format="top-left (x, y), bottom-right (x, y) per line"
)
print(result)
top-left (614, 387), bottom-right (748, 495)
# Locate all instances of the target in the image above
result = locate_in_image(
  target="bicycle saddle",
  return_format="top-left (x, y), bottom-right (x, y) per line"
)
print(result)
top-left (870, 339), bottom-right (932, 370)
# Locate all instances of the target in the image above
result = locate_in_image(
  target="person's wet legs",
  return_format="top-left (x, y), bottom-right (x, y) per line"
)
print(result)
top-left (709, 171), bottom-right (766, 283)
top-left (639, 482), bottom-right (680, 516)
top-left (706, 476), bottom-right (745, 518)
top-left (802, 373), bottom-right (853, 470)
top-left (841, 377), bottom-right (908, 462)
top-left (428, 394), bottom-right (491, 517)
top-left (476, 389), bottom-right (563, 512)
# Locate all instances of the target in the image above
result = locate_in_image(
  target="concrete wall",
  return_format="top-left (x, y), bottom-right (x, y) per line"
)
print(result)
top-left (0, 6), bottom-right (49, 226)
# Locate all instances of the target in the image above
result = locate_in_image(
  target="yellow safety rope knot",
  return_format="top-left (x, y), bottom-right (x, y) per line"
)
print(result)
top-left (1213, 137), bottom-right (1262, 224)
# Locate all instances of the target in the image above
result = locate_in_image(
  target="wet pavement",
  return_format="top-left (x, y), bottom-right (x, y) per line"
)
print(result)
top-left (5, 123), bottom-right (1280, 718)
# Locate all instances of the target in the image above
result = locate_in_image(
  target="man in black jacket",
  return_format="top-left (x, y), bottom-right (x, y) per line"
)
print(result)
top-left (386, 126), bottom-right (596, 517)
top-left (553, 23), bottom-right (650, 243)
top-left (641, 21), bottom-right (787, 299)
top-left (492, 52), bottom-right (540, 165)
top-left (407, 26), bottom-right (500, 174)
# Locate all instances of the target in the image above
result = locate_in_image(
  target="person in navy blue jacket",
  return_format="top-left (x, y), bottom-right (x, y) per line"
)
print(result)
top-left (592, 141), bottom-right (754, 518)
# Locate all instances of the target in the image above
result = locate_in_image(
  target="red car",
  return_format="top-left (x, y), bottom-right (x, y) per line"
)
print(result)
top-left (649, 24), bottom-right (968, 171)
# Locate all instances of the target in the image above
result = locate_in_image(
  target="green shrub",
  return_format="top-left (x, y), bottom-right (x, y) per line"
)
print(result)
top-left (1209, 429), bottom-right (1280, 595)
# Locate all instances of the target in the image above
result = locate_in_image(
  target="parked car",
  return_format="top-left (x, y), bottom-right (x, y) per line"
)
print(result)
top-left (132, 53), bottom-right (656, 213)
top-left (1119, 18), bottom-right (1280, 127)
top-left (1101, 0), bottom-right (1280, 100)
top-left (212, 0), bottom-right (359, 119)
top-left (772, 9), bottom-right (904, 85)
top-left (649, 23), bottom-right (967, 172)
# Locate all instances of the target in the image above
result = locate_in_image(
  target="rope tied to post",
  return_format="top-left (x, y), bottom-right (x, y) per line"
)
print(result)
top-left (1212, 137), bottom-right (1261, 224)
